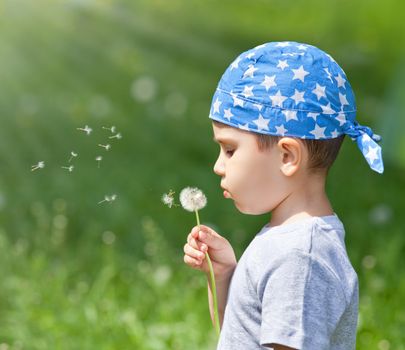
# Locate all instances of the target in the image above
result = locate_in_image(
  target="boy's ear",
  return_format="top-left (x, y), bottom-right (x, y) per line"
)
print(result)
top-left (277, 137), bottom-right (303, 176)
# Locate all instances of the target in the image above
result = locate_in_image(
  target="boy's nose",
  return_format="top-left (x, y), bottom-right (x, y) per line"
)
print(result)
top-left (213, 156), bottom-right (225, 176)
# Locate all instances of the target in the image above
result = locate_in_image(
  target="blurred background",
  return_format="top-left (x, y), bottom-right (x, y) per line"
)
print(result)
top-left (0, 0), bottom-right (404, 349)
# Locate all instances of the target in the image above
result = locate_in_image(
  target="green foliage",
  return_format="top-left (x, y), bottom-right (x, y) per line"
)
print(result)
top-left (0, 0), bottom-right (404, 348)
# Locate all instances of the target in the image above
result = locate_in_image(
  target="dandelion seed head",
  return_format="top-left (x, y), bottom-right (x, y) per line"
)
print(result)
top-left (96, 156), bottom-right (103, 161)
top-left (71, 152), bottom-right (78, 157)
top-left (105, 144), bottom-right (111, 150)
top-left (179, 187), bottom-right (207, 212)
top-left (111, 126), bottom-right (116, 133)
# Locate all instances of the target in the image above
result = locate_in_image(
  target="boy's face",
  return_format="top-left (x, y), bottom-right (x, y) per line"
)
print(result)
top-left (212, 122), bottom-right (290, 215)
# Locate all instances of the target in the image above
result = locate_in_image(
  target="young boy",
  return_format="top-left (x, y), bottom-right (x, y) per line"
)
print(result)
top-left (183, 41), bottom-right (383, 349)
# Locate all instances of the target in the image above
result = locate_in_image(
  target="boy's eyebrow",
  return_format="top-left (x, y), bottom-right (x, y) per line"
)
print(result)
top-left (212, 136), bottom-right (236, 144)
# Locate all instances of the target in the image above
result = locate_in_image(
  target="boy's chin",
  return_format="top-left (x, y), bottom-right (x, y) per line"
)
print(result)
top-left (235, 202), bottom-right (269, 216)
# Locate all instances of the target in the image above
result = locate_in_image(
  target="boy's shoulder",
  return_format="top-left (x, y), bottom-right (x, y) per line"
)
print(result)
top-left (250, 214), bottom-right (345, 259)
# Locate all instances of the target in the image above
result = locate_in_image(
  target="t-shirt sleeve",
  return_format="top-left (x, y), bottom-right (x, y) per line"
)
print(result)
top-left (257, 250), bottom-right (347, 350)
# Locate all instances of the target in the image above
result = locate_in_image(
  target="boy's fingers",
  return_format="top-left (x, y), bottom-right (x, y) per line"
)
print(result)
top-left (183, 243), bottom-right (205, 260)
top-left (197, 226), bottom-right (223, 250)
top-left (184, 255), bottom-right (202, 268)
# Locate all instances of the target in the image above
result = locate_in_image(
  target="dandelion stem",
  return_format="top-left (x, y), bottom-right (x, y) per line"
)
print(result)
top-left (195, 209), bottom-right (221, 337)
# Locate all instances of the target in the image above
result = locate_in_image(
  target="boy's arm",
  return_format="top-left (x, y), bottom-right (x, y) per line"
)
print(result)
top-left (206, 266), bottom-right (236, 328)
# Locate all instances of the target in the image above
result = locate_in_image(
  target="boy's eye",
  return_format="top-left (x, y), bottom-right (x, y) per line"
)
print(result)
top-left (226, 149), bottom-right (235, 156)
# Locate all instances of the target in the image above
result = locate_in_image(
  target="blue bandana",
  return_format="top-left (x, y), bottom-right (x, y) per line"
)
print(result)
top-left (209, 41), bottom-right (384, 174)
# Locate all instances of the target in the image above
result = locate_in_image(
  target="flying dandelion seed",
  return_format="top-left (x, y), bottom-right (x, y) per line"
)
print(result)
top-left (98, 144), bottom-right (111, 151)
top-left (31, 161), bottom-right (45, 171)
top-left (77, 125), bottom-right (93, 135)
top-left (95, 156), bottom-right (103, 168)
top-left (162, 190), bottom-right (179, 208)
top-left (109, 133), bottom-right (122, 140)
top-left (98, 194), bottom-right (118, 204)
top-left (102, 126), bottom-right (116, 133)
top-left (61, 165), bottom-right (74, 172)
top-left (68, 151), bottom-right (78, 162)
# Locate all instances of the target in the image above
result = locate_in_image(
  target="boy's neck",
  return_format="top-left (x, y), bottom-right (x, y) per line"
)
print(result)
top-left (269, 174), bottom-right (334, 228)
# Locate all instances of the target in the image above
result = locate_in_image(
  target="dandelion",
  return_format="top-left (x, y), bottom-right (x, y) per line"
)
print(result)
top-left (95, 156), bottom-right (103, 168)
top-left (61, 165), bottom-right (74, 172)
top-left (31, 161), bottom-right (45, 171)
top-left (161, 190), bottom-right (179, 208)
top-left (68, 151), bottom-right (78, 162)
top-left (178, 187), bottom-right (219, 337)
top-left (98, 194), bottom-right (118, 204)
top-left (179, 187), bottom-right (207, 212)
top-left (109, 133), bottom-right (122, 140)
top-left (102, 126), bottom-right (116, 133)
top-left (98, 144), bottom-right (111, 151)
top-left (77, 125), bottom-right (92, 135)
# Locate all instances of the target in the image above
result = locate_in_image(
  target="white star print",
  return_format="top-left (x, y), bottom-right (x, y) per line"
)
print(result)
top-left (365, 145), bottom-right (379, 163)
top-left (297, 44), bottom-right (308, 50)
top-left (331, 129), bottom-right (339, 138)
top-left (270, 90), bottom-right (287, 107)
top-left (223, 108), bottom-right (233, 121)
top-left (242, 85), bottom-right (254, 98)
top-left (321, 103), bottom-right (335, 114)
top-left (277, 60), bottom-right (289, 70)
top-left (307, 112), bottom-right (319, 120)
top-left (253, 103), bottom-right (263, 111)
top-left (336, 113), bottom-right (347, 126)
top-left (261, 75), bottom-right (277, 91)
top-left (253, 114), bottom-right (270, 131)
top-left (324, 68), bottom-right (334, 82)
top-left (292, 65), bottom-right (309, 82)
top-left (283, 110), bottom-right (298, 121)
top-left (310, 124), bottom-right (327, 139)
top-left (246, 52), bottom-right (255, 59)
top-left (339, 93), bottom-right (349, 106)
top-left (254, 44), bottom-right (267, 50)
top-left (312, 83), bottom-right (326, 100)
top-left (230, 93), bottom-right (244, 107)
top-left (276, 42), bottom-right (290, 47)
top-left (243, 64), bottom-right (258, 79)
top-left (213, 98), bottom-right (222, 114)
top-left (230, 56), bottom-right (241, 70)
top-left (239, 123), bottom-right (250, 131)
top-left (291, 89), bottom-right (305, 105)
top-left (275, 124), bottom-right (287, 136)
top-left (336, 74), bottom-right (346, 88)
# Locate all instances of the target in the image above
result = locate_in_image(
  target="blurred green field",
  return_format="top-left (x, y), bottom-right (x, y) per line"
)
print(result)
top-left (0, 0), bottom-right (404, 349)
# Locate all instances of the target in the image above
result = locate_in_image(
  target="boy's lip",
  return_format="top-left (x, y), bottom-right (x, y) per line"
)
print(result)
top-left (221, 186), bottom-right (232, 199)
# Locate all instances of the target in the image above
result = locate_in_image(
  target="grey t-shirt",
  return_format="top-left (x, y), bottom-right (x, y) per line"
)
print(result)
top-left (217, 214), bottom-right (358, 350)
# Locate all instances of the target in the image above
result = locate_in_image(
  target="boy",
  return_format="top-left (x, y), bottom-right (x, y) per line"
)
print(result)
top-left (183, 42), bottom-right (383, 349)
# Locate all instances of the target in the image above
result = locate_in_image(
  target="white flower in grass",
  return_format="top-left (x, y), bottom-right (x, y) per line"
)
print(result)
top-left (179, 187), bottom-right (207, 212)
top-left (61, 165), bottom-right (74, 172)
top-left (102, 126), bottom-right (116, 133)
top-left (69, 151), bottom-right (78, 162)
top-left (109, 133), bottom-right (122, 140)
top-left (95, 156), bottom-right (103, 168)
top-left (98, 194), bottom-right (118, 204)
top-left (162, 190), bottom-right (178, 208)
top-left (77, 125), bottom-right (92, 135)
top-left (31, 161), bottom-right (45, 171)
top-left (98, 144), bottom-right (111, 151)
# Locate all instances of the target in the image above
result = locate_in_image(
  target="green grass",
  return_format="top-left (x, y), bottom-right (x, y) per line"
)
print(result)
top-left (0, 0), bottom-right (404, 348)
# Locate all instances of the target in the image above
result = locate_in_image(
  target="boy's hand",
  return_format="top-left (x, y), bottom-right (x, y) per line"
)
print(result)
top-left (183, 224), bottom-right (237, 280)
